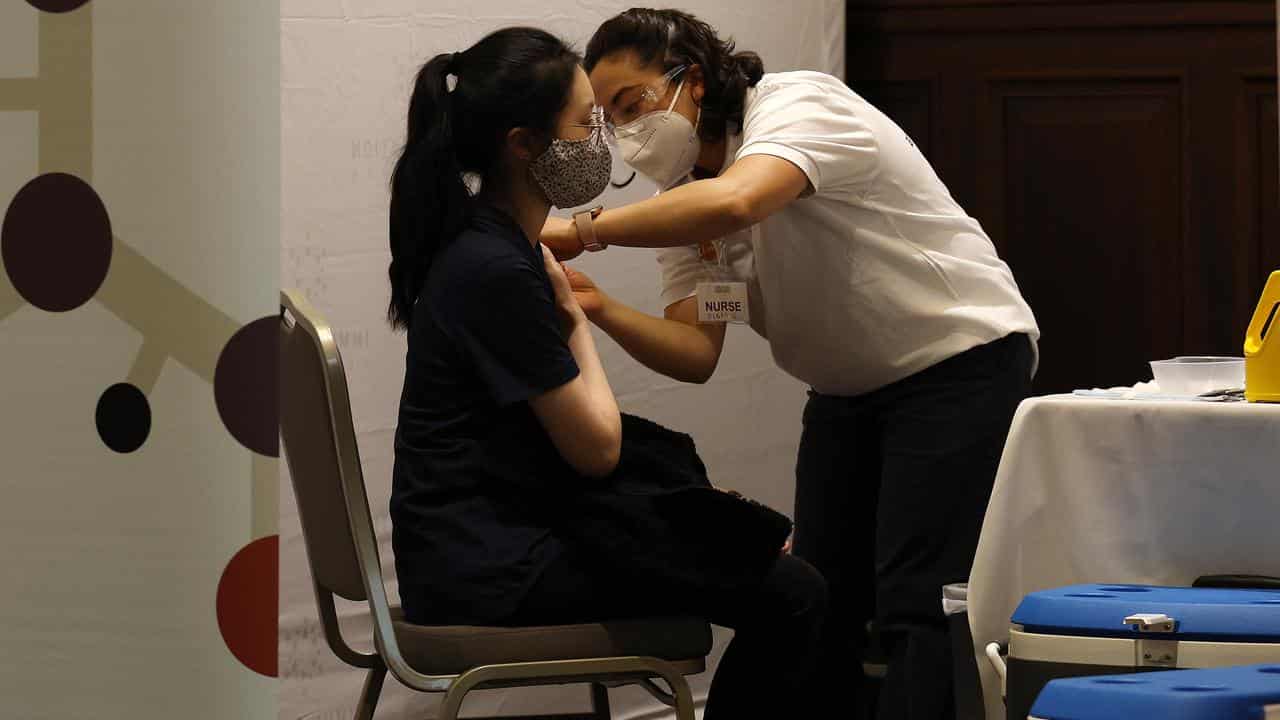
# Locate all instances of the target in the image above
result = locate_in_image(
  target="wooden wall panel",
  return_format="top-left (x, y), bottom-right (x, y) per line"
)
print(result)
top-left (847, 0), bottom-right (1277, 393)
top-left (1238, 77), bottom-right (1280, 332)
top-left (857, 79), bottom-right (937, 159)
top-left (995, 81), bottom-right (1185, 390)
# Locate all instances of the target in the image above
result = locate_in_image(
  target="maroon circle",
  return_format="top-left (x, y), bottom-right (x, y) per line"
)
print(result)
top-left (2, 173), bottom-right (112, 312)
top-left (214, 316), bottom-right (279, 457)
top-left (24, 0), bottom-right (92, 12)
top-left (216, 535), bottom-right (279, 677)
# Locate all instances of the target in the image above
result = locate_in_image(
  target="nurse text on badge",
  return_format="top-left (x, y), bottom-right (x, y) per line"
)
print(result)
top-left (696, 282), bottom-right (750, 324)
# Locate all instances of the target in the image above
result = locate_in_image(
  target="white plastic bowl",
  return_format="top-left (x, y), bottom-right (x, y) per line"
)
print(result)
top-left (1149, 356), bottom-right (1246, 396)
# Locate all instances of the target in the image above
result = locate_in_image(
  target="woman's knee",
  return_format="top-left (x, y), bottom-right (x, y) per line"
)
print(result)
top-left (773, 554), bottom-right (829, 626)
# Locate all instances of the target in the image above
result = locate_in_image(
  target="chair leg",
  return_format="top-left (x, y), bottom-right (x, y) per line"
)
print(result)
top-left (590, 682), bottom-right (611, 719)
top-left (655, 669), bottom-right (695, 720)
top-left (353, 664), bottom-right (386, 720)
top-left (438, 679), bottom-right (471, 720)
top-left (438, 659), bottom-right (694, 720)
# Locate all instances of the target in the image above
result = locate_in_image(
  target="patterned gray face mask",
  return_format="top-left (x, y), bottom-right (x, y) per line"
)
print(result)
top-left (529, 130), bottom-right (613, 209)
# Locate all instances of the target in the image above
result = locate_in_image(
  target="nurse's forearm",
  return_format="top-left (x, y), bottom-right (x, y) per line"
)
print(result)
top-left (545, 156), bottom-right (808, 259)
top-left (591, 295), bottom-right (725, 384)
top-left (595, 178), bottom-right (755, 249)
top-left (593, 155), bottom-right (810, 250)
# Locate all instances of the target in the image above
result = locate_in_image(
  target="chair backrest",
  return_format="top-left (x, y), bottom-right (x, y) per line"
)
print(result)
top-left (279, 289), bottom-right (377, 602)
top-left (279, 290), bottom-right (444, 689)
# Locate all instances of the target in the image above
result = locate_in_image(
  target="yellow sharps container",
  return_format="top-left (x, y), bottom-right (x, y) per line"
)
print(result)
top-left (1245, 270), bottom-right (1280, 403)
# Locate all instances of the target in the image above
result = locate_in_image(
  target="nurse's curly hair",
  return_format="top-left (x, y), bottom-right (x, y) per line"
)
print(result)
top-left (585, 8), bottom-right (764, 144)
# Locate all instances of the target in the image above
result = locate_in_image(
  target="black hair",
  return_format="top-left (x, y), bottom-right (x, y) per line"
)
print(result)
top-left (387, 27), bottom-right (581, 331)
top-left (584, 8), bottom-right (763, 144)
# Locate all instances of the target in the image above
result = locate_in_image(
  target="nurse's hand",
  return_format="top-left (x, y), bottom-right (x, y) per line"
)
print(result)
top-left (564, 266), bottom-right (607, 320)
top-left (542, 215), bottom-right (584, 261)
top-left (540, 244), bottom-right (586, 327)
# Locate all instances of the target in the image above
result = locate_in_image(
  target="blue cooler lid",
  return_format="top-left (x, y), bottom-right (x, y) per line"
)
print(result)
top-left (1030, 664), bottom-right (1280, 720)
top-left (1012, 584), bottom-right (1280, 641)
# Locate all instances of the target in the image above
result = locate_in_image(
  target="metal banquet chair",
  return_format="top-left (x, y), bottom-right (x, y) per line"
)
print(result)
top-left (279, 289), bottom-right (710, 720)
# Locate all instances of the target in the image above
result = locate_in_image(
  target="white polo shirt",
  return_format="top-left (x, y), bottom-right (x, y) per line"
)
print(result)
top-left (657, 71), bottom-right (1039, 397)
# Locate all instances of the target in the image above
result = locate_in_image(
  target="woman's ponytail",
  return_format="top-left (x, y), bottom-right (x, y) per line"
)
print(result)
top-left (387, 52), bottom-right (472, 330)
top-left (387, 31), bottom-right (580, 331)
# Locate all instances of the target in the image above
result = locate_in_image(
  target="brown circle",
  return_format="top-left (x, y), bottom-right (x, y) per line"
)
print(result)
top-left (2, 173), bottom-right (112, 312)
top-left (216, 535), bottom-right (279, 677)
top-left (25, 0), bottom-right (92, 12)
top-left (214, 316), bottom-right (279, 457)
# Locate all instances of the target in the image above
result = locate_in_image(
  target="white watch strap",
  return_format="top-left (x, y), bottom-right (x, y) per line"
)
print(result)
top-left (575, 207), bottom-right (605, 252)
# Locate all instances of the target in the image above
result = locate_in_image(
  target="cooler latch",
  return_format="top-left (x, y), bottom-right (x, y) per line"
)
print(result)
top-left (1124, 613), bottom-right (1176, 633)
top-left (1125, 613), bottom-right (1179, 668)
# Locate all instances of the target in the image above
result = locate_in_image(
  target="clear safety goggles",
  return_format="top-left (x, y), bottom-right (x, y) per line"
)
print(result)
top-left (565, 105), bottom-right (612, 144)
top-left (606, 64), bottom-right (689, 130)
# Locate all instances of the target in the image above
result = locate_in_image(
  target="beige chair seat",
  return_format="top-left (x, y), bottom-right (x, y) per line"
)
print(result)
top-left (390, 608), bottom-right (712, 677)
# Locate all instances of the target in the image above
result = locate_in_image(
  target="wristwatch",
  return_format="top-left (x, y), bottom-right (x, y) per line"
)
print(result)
top-left (573, 205), bottom-right (606, 252)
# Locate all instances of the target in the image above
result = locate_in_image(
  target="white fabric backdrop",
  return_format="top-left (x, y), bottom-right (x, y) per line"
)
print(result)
top-left (968, 395), bottom-right (1280, 720)
top-left (279, 2), bottom-right (844, 718)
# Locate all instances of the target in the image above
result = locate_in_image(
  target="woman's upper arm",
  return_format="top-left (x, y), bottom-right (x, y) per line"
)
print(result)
top-left (445, 252), bottom-right (617, 477)
top-left (528, 375), bottom-right (619, 478)
top-left (448, 261), bottom-right (579, 406)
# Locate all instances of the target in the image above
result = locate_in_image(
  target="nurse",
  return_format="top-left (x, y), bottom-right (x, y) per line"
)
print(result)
top-left (541, 8), bottom-right (1040, 719)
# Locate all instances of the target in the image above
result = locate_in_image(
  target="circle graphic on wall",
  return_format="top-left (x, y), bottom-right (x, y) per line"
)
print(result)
top-left (214, 317), bottom-right (280, 457)
top-left (95, 383), bottom-right (150, 453)
top-left (2, 173), bottom-right (112, 313)
top-left (25, 0), bottom-right (92, 12)
top-left (216, 535), bottom-right (279, 677)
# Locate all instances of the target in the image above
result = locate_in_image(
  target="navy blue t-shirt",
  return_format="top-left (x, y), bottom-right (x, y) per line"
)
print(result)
top-left (390, 205), bottom-right (580, 625)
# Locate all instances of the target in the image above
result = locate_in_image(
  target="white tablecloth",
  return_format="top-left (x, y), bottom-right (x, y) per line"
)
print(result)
top-left (967, 394), bottom-right (1280, 720)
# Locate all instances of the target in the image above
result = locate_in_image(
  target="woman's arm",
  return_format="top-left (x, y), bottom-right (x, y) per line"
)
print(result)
top-left (567, 266), bottom-right (725, 384)
top-left (544, 154), bottom-right (809, 260)
top-left (528, 246), bottom-right (622, 478)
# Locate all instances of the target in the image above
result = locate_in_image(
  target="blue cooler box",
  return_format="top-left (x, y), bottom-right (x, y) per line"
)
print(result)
top-left (1029, 664), bottom-right (1280, 719)
top-left (1004, 584), bottom-right (1280, 720)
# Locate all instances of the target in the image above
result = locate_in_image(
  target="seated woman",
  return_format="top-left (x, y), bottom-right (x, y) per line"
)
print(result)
top-left (386, 27), bottom-right (828, 718)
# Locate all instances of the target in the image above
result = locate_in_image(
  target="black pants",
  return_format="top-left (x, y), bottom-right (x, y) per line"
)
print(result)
top-left (506, 551), bottom-right (829, 719)
top-left (794, 333), bottom-right (1033, 720)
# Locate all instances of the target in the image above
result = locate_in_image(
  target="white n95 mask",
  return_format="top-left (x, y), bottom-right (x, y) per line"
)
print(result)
top-left (613, 78), bottom-right (702, 191)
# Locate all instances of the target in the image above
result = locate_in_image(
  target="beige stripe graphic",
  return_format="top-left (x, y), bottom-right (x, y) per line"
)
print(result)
top-left (124, 337), bottom-right (168, 393)
top-left (37, 8), bottom-right (91, 178)
top-left (3, 4), bottom-right (276, 537)
top-left (252, 454), bottom-right (280, 542)
top-left (0, 270), bottom-right (21, 322)
top-left (96, 238), bottom-right (242, 384)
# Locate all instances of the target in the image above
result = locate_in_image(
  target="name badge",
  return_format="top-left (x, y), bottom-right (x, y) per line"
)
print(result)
top-left (696, 282), bottom-right (750, 325)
